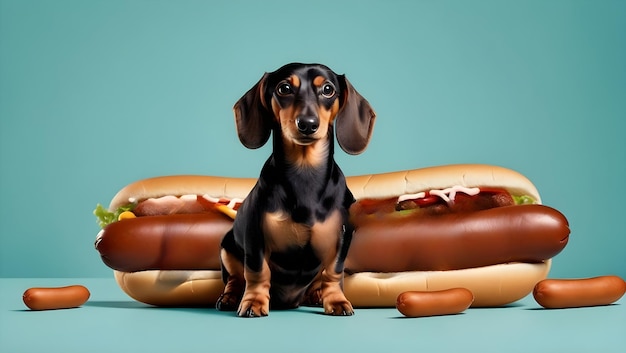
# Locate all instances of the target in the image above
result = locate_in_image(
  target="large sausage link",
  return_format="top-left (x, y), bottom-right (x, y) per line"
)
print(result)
top-left (95, 212), bottom-right (232, 272)
top-left (95, 205), bottom-right (569, 275)
top-left (533, 276), bottom-right (626, 309)
top-left (345, 204), bottom-right (569, 273)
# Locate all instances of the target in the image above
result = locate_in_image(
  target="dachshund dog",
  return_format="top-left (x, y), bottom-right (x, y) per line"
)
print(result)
top-left (216, 63), bottom-right (376, 317)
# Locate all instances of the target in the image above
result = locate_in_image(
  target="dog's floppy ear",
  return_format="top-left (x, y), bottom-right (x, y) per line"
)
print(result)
top-left (335, 75), bottom-right (376, 155)
top-left (335, 75), bottom-right (376, 154)
top-left (233, 73), bottom-right (273, 149)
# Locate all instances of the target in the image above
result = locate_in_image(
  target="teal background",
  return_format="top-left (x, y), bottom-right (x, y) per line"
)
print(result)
top-left (1, 0), bottom-right (624, 279)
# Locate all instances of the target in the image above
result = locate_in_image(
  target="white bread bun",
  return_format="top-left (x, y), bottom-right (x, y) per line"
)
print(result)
top-left (114, 260), bottom-right (550, 308)
top-left (114, 270), bottom-right (225, 307)
top-left (109, 164), bottom-right (540, 211)
top-left (103, 164), bottom-right (556, 308)
top-left (109, 175), bottom-right (257, 211)
top-left (344, 261), bottom-right (551, 307)
top-left (346, 163), bottom-right (541, 202)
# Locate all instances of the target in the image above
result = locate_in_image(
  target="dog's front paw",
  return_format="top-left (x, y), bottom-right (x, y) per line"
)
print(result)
top-left (323, 293), bottom-right (354, 316)
top-left (237, 293), bottom-right (270, 317)
top-left (301, 286), bottom-right (322, 307)
top-left (216, 292), bottom-right (241, 312)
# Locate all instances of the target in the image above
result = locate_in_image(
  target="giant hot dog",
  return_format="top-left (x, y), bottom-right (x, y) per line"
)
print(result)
top-left (94, 164), bottom-right (570, 307)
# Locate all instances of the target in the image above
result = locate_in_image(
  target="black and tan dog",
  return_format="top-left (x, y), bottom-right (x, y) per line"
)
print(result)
top-left (216, 63), bottom-right (376, 317)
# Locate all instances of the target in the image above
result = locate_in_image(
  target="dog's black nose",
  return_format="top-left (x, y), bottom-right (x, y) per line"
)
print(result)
top-left (296, 116), bottom-right (319, 135)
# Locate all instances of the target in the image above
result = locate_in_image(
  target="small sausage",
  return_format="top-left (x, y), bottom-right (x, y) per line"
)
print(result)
top-left (533, 276), bottom-right (626, 309)
top-left (396, 288), bottom-right (474, 317)
top-left (23, 285), bottom-right (90, 310)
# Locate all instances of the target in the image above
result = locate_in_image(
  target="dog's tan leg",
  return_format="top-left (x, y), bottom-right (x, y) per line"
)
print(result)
top-left (238, 258), bottom-right (271, 317)
top-left (311, 211), bottom-right (354, 316)
top-left (318, 267), bottom-right (353, 316)
top-left (216, 249), bottom-right (245, 311)
top-left (302, 272), bottom-right (323, 306)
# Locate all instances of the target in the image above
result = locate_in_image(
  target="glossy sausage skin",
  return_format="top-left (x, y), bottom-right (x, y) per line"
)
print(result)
top-left (396, 288), bottom-right (474, 317)
top-left (95, 204), bottom-right (569, 274)
top-left (95, 212), bottom-right (232, 272)
top-left (533, 276), bottom-right (626, 309)
top-left (346, 204), bottom-right (569, 273)
top-left (23, 285), bottom-right (90, 310)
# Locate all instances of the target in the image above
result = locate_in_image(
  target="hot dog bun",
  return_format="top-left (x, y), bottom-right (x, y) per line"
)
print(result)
top-left (108, 164), bottom-right (539, 210)
top-left (113, 270), bottom-right (225, 307)
top-left (345, 261), bottom-right (551, 307)
top-left (113, 262), bottom-right (551, 307)
top-left (108, 175), bottom-right (256, 211)
top-left (98, 164), bottom-right (566, 308)
top-left (346, 163), bottom-right (541, 202)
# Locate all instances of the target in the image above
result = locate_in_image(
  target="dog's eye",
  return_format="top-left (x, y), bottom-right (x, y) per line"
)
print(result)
top-left (276, 83), bottom-right (294, 96)
top-left (321, 83), bottom-right (336, 98)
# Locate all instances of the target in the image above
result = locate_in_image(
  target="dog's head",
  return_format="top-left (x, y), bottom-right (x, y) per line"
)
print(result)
top-left (233, 63), bottom-right (376, 155)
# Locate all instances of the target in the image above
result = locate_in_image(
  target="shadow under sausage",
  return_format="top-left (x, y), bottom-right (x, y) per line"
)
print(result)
top-left (83, 300), bottom-right (234, 316)
top-left (525, 303), bottom-right (620, 311)
top-left (84, 300), bottom-right (151, 309)
top-left (390, 312), bottom-right (467, 319)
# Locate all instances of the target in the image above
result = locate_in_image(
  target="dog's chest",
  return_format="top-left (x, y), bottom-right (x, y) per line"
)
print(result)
top-left (263, 209), bottom-right (342, 253)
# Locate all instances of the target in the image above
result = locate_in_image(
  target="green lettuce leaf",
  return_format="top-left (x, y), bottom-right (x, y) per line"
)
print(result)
top-left (94, 203), bottom-right (135, 229)
top-left (513, 195), bottom-right (536, 205)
